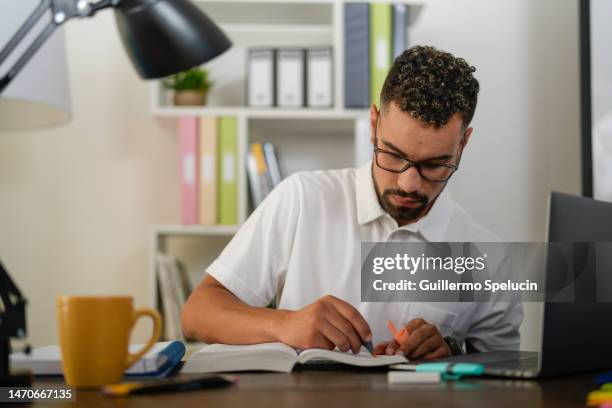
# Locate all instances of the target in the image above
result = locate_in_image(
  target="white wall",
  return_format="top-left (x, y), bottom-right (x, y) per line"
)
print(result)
top-left (409, 0), bottom-right (580, 242)
top-left (0, 0), bottom-right (580, 349)
top-left (0, 12), bottom-right (180, 346)
top-left (409, 0), bottom-right (581, 350)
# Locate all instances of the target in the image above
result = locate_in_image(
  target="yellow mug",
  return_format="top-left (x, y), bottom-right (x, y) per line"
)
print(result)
top-left (56, 295), bottom-right (162, 388)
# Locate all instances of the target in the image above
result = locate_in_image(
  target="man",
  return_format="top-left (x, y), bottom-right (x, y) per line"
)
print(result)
top-left (182, 46), bottom-right (522, 359)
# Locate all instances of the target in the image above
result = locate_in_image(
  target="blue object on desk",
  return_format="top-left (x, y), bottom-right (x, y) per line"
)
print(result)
top-left (415, 362), bottom-right (485, 380)
top-left (596, 371), bottom-right (612, 386)
top-left (125, 341), bottom-right (185, 379)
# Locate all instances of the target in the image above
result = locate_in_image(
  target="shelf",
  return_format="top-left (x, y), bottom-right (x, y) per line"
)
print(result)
top-left (153, 224), bottom-right (241, 237)
top-left (220, 23), bottom-right (333, 36)
top-left (152, 106), bottom-right (370, 120)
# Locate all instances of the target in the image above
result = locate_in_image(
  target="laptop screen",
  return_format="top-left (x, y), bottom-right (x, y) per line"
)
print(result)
top-left (540, 192), bottom-right (612, 376)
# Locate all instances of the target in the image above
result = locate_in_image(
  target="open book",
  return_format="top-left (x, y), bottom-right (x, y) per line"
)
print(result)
top-left (181, 342), bottom-right (407, 373)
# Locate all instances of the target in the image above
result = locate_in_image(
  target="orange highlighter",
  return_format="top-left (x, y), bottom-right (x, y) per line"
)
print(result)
top-left (387, 320), bottom-right (410, 345)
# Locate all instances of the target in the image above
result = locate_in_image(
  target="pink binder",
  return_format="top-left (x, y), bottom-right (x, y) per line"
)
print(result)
top-left (178, 117), bottom-right (199, 225)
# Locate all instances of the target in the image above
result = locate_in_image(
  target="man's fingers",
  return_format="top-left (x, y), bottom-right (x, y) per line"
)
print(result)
top-left (424, 345), bottom-right (449, 360)
top-left (398, 323), bottom-right (436, 356)
top-left (310, 333), bottom-right (336, 350)
top-left (325, 309), bottom-right (364, 354)
top-left (325, 295), bottom-right (372, 342)
top-left (404, 318), bottom-right (428, 335)
top-left (318, 319), bottom-right (353, 353)
top-left (407, 334), bottom-right (441, 360)
top-left (385, 340), bottom-right (400, 355)
top-left (374, 342), bottom-right (390, 355)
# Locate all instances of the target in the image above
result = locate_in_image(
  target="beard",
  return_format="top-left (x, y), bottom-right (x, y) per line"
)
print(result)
top-left (372, 175), bottom-right (430, 222)
top-left (380, 189), bottom-right (429, 222)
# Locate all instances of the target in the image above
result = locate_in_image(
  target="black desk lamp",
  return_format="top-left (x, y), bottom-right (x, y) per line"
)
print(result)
top-left (0, 0), bottom-right (231, 385)
top-left (0, 0), bottom-right (232, 93)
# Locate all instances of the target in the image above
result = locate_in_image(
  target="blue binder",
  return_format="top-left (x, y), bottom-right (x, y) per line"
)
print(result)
top-left (392, 4), bottom-right (409, 59)
top-left (124, 341), bottom-right (186, 379)
top-left (344, 3), bottom-right (370, 108)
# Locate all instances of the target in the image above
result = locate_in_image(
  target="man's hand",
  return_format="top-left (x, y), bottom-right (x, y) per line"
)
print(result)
top-left (374, 318), bottom-right (450, 360)
top-left (275, 295), bottom-right (372, 354)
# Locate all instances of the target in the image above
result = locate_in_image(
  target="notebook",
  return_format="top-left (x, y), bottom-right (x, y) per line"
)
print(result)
top-left (10, 341), bottom-right (185, 378)
top-left (181, 342), bottom-right (407, 373)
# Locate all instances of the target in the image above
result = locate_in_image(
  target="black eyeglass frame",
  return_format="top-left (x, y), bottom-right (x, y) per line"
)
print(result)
top-left (373, 114), bottom-right (463, 183)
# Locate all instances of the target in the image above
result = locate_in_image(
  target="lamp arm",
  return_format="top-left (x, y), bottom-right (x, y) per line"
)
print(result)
top-left (0, 0), bottom-right (52, 65)
top-left (86, 0), bottom-right (119, 16)
top-left (0, 0), bottom-right (119, 95)
top-left (0, 21), bottom-right (58, 94)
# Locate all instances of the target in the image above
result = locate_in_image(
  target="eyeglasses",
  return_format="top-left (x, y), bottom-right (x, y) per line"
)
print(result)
top-left (373, 115), bottom-right (461, 183)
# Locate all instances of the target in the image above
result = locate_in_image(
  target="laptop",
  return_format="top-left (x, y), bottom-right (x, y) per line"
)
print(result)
top-left (434, 192), bottom-right (612, 378)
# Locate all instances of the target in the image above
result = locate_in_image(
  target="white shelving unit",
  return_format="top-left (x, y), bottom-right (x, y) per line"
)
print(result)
top-left (149, 0), bottom-right (421, 312)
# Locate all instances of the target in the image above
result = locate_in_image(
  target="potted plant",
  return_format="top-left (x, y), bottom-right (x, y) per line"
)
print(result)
top-left (164, 67), bottom-right (213, 106)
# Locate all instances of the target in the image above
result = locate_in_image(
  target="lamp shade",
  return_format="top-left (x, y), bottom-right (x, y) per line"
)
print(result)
top-left (114, 0), bottom-right (232, 79)
top-left (0, 0), bottom-right (71, 129)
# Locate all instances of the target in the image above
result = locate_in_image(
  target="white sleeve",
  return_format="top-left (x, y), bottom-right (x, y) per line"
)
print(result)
top-left (206, 174), bottom-right (302, 307)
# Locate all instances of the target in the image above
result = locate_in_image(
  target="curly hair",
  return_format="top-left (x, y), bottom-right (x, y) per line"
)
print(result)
top-left (380, 45), bottom-right (480, 128)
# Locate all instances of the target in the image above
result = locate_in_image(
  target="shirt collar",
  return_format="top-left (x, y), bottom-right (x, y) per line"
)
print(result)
top-left (400, 187), bottom-right (455, 242)
top-left (355, 161), bottom-right (456, 242)
top-left (356, 161), bottom-right (387, 225)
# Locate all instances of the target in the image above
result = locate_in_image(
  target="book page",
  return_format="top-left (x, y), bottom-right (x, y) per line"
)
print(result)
top-left (297, 348), bottom-right (407, 367)
top-left (182, 342), bottom-right (299, 373)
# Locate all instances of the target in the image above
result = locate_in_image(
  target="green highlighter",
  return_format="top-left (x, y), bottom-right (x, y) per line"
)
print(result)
top-left (415, 362), bottom-right (485, 380)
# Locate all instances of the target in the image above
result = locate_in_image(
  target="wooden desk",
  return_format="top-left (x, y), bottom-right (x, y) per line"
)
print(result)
top-left (31, 369), bottom-right (599, 407)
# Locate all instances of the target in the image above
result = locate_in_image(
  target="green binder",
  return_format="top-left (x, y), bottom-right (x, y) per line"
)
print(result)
top-left (370, 3), bottom-right (392, 106)
top-left (218, 116), bottom-right (238, 225)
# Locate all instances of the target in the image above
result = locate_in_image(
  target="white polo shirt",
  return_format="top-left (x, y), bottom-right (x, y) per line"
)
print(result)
top-left (207, 162), bottom-right (523, 351)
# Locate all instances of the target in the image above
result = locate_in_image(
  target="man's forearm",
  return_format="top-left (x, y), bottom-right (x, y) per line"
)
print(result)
top-left (181, 275), bottom-right (287, 344)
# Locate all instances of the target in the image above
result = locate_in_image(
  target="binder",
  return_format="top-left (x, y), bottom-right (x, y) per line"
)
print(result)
top-left (370, 3), bottom-right (392, 106)
top-left (306, 47), bottom-right (333, 108)
top-left (198, 117), bottom-right (217, 225)
top-left (344, 3), bottom-right (370, 108)
top-left (392, 4), bottom-right (409, 59)
top-left (218, 117), bottom-right (238, 225)
top-left (247, 48), bottom-right (275, 107)
top-left (178, 117), bottom-right (198, 225)
top-left (263, 142), bottom-right (282, 187)
top-left (251, 142), bottom-right (273, 196)
top-left (246, 153), bottom-right (264, 207)
top-left (157, 254), bottom-right (184, 340)
top-left (276, 48), bottom-right (306, 108)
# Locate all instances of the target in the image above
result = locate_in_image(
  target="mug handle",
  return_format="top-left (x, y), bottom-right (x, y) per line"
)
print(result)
top-left (125, 307), bottom-right (162, 369)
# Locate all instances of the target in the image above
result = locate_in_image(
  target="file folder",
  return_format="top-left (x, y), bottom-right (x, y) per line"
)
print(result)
top-left (344, 3), bottom-right (370, 108)
top-left (306, 47), bottom-right (333, 108)
top-left (179, 117), bottom-right (198, 225)
top-left (392, 4), bottom-right (409, 59)
top-left (276, 48), bottom-right (306, 108)
top-left (198, 117), bottom-right (217, 225)
top-left (218, 117), bottom-right (238, 225)
top-left (247, 48), bottom-right (275, 107)
top-left (370, 3), bottom-right (392, 105)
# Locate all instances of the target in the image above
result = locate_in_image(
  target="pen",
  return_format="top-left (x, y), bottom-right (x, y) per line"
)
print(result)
top-left (103, 375), bottom-right (236, 397)
top-left (391, 362), bottom-right (485, 380)
top-left (415, 362), bottom-right (484, 377)
top-left (363, 339), bottom-right (375, 355)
